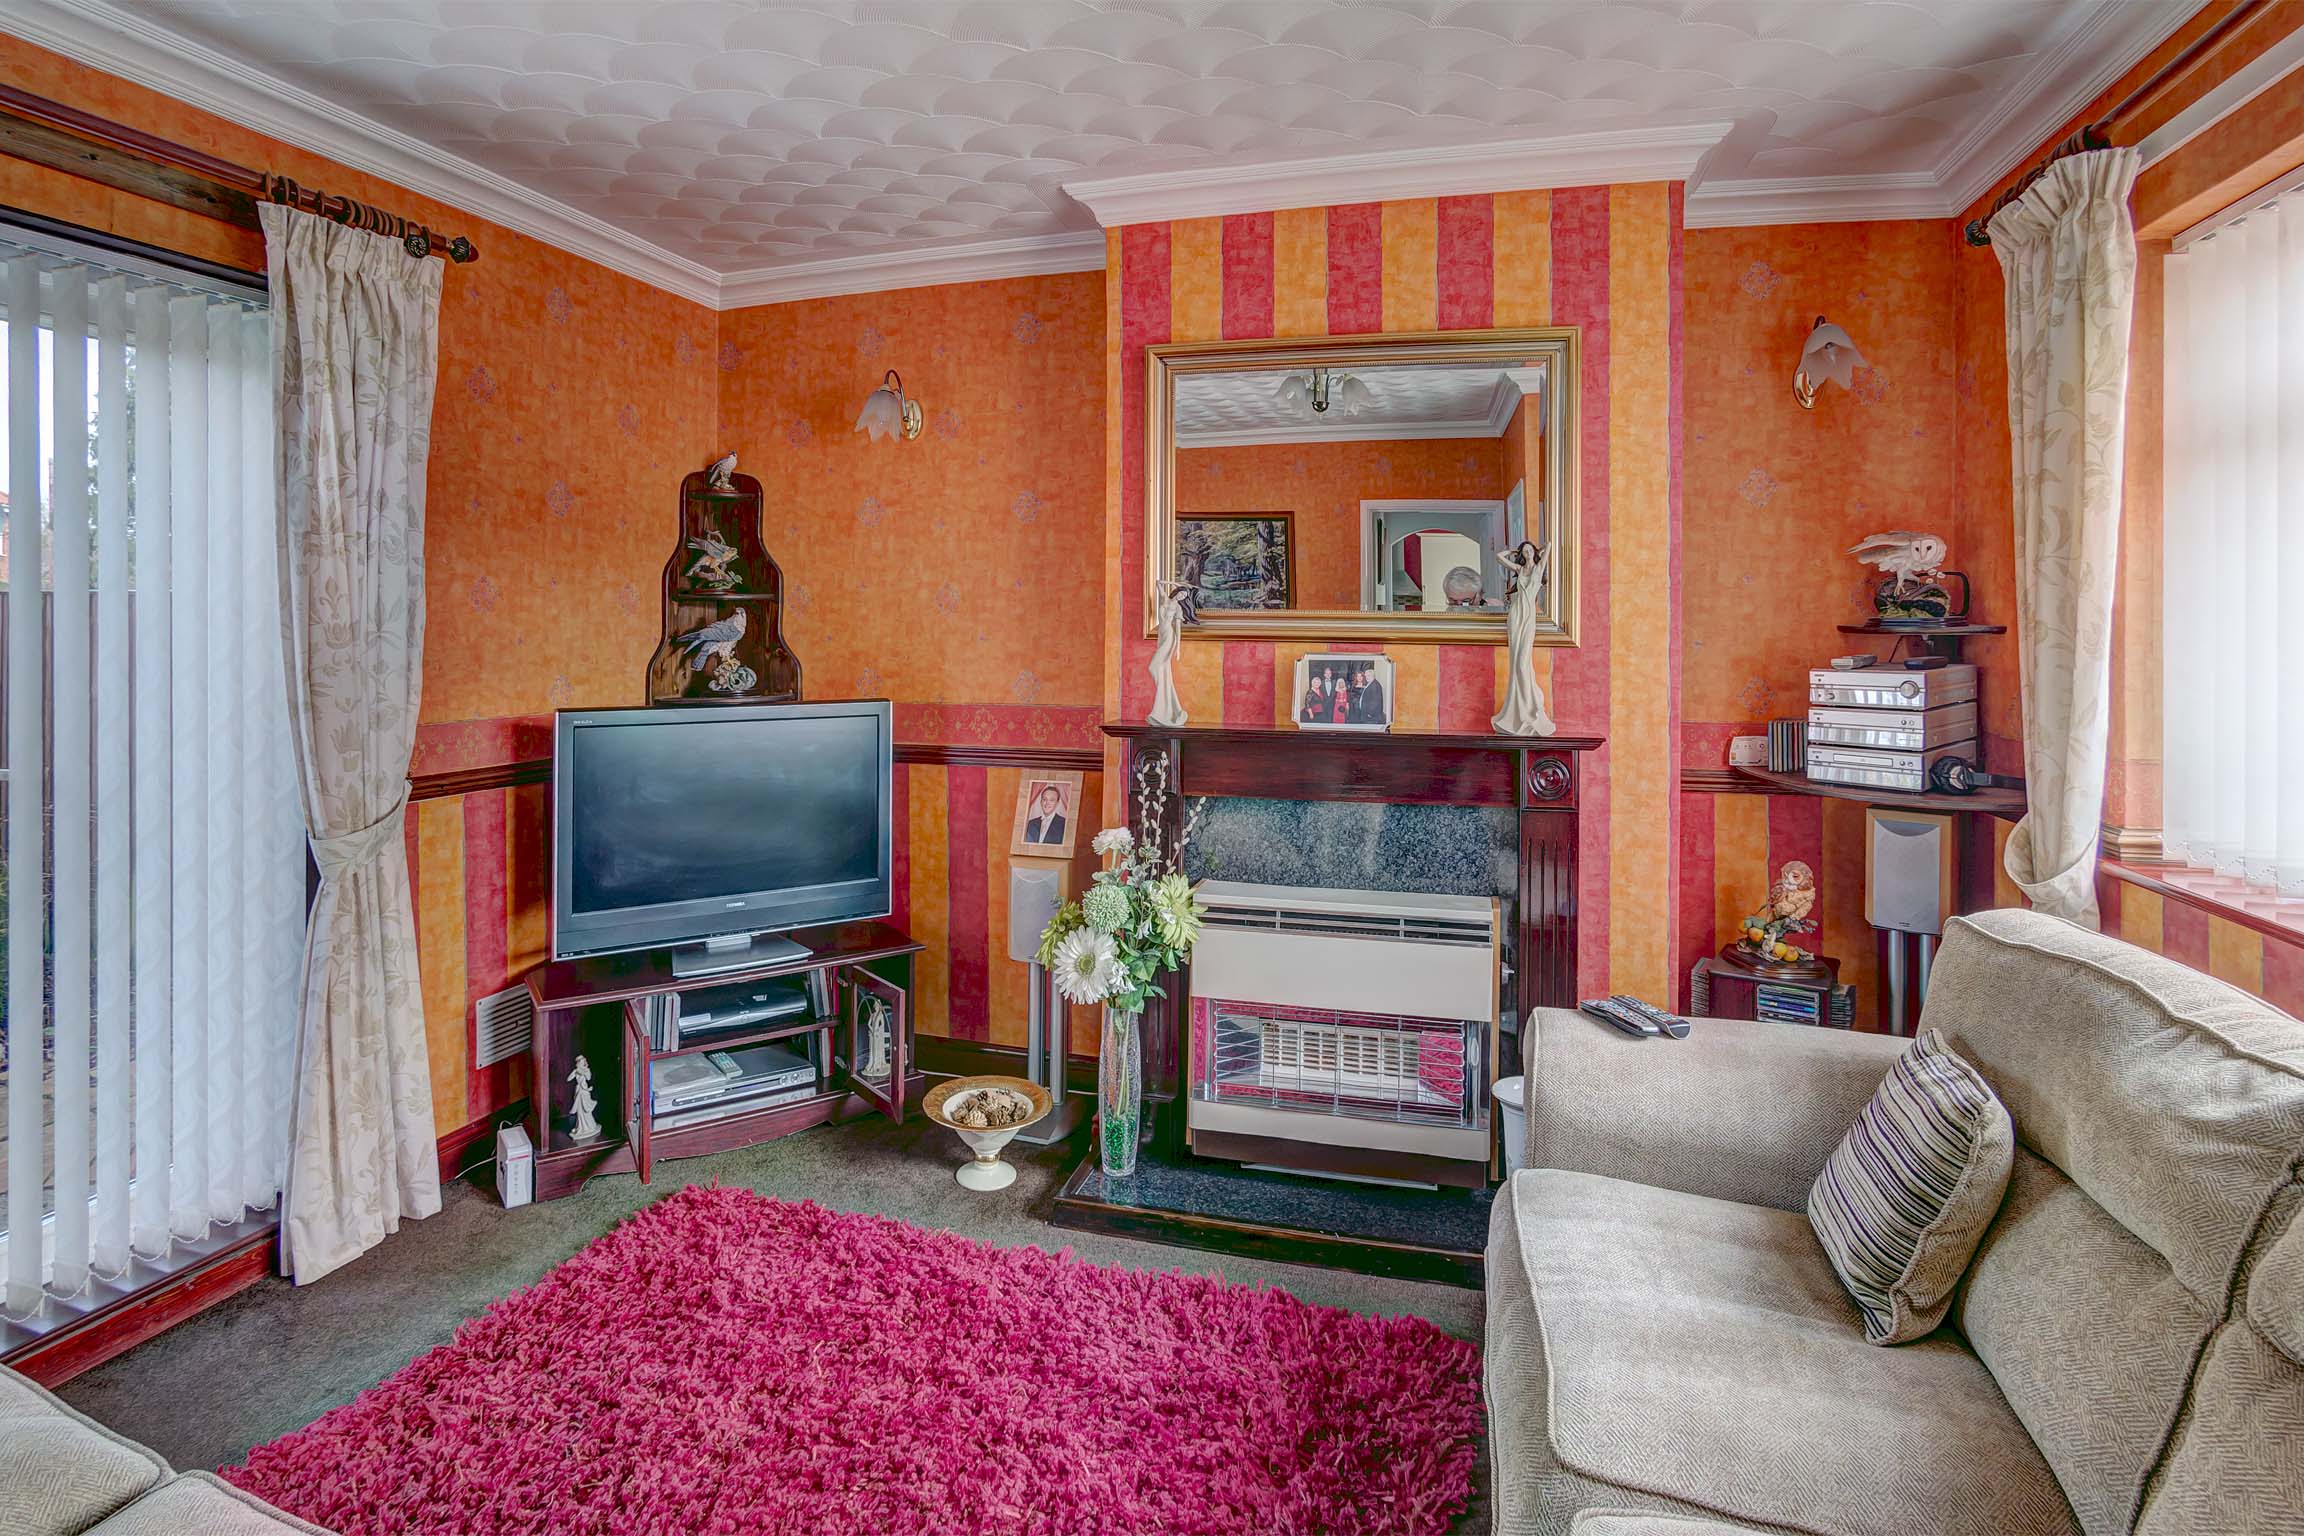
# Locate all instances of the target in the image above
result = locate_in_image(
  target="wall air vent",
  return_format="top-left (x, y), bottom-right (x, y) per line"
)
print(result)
top-left (473, 983), bottom-right (535, 1068)
top-left (1198, 902), bottom-right (1493, 947)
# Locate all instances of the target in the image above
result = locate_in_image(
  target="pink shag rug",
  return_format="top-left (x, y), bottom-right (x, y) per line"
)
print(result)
top-left (225, 1185), bottom-right (1480, 1535)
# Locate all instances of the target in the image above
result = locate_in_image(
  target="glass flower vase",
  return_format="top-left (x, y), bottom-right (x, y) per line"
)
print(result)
top-left (1098, 1005), bottom-right (1143, 1179)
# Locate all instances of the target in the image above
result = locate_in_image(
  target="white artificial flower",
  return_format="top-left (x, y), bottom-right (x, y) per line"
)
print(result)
top-left (1052, 928), bottom-right (1122, 1005)
top-left (1091, 826), bottom-right (1135, 856)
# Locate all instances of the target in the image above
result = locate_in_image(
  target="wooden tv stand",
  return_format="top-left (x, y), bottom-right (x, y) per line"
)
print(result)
top-left (523, 921), bottom-right (924, 1202)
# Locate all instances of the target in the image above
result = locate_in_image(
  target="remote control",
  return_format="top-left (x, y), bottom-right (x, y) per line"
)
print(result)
top-left (1610, 994), bottom-right (1692, 1040)
top-left (1903, 655), bottom-right (1949, 670)
top-left (1829, 654), bottom-right (1877, 670)
top-left (1580, 999), bottom-right (1659, 1039)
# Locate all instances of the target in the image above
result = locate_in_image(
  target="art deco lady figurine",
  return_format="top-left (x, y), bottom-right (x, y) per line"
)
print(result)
top-left (1492, 541), bottom-right (1556, 736)
top-left (1148, 580), bottom-right (1194, 727)
top-left (567, 1055), bottom-right (601, 1143)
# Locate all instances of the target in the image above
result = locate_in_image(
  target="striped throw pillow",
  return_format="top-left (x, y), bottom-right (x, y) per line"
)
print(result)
top-left (1808, 1029), bottom-right (2014, 1345)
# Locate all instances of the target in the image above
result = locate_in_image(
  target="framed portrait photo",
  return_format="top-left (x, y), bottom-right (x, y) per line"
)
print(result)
top-left (1010, 771), bottom-right (1085, 859)
top-left (1175, 512), bottom-right (1294, 611)
top-left (1291, 653), bottom-right (1394, 733)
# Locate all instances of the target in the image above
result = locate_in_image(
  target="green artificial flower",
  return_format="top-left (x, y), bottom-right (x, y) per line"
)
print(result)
top-left (1148, 873), bottom-right (1203, 952)
top-left (1082, 882), bottom-right (1132, 935)
top-left (1034, 900), bottom-right (1084, 968)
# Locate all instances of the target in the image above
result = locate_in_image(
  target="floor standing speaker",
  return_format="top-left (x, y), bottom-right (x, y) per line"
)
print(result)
top-left (1865, 808), bottom-right (1956, 1035)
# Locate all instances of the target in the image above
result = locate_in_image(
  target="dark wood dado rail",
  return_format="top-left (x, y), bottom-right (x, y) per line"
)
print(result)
top-left (408, 740), bottom-right (1104, 801)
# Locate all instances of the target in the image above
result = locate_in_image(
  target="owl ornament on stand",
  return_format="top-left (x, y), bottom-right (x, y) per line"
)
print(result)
top-left (1729, 860), bottom-right (1827, 978)
top-left (1848, 531), bottom-right (1969, 628)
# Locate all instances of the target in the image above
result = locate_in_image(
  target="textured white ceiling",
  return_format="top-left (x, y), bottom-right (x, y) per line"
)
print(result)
top-left (16, 1), bottom-right (2194, 299)
top-left (119, 1), bottom-right (2192, 276)
top-left (1177, 363), bottom-right (1530, 444)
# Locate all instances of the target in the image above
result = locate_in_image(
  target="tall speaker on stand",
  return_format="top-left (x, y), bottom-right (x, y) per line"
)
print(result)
top-left (1865, 808), bottom-right (1956, 1036)
top-left (1008, 860), bottom-right (1090, 1146)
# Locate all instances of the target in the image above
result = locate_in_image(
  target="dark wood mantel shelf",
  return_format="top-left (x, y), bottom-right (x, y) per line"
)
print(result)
top-left (1103, 721), bottom-right (1604, 811)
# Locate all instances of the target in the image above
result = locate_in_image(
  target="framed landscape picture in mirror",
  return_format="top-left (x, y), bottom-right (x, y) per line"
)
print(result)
top-left (1146, 328), bottom-right (1579, 645)
top-left (1175, 511), bottom-right (1294, 611)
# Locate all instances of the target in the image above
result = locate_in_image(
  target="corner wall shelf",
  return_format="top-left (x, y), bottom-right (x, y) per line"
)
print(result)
top-left (1731, 763), bottom-right (2024, 820)
top-left (1835, 621), bottom-right (2007, 664)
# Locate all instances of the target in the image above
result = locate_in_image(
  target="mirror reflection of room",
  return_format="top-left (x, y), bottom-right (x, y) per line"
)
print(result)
top-left (1171, 359), bottom-right (1545, 615)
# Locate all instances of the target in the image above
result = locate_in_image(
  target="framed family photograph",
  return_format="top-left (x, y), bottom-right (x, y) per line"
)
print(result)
top-left (1009, 771), bottom-right (1085, 859)
top-left (1292, 653), bottom-right (1394, 732)
top-left (1175, 512), bottom-right (1294, 611)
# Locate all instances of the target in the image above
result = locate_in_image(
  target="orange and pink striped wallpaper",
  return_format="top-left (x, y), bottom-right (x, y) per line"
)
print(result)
top-left (1104, 190), bottom-right (1686, 1005)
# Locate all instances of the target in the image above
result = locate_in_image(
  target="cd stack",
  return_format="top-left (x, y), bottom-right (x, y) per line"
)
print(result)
top-left (1804, 664), bottom-right (1977, 793)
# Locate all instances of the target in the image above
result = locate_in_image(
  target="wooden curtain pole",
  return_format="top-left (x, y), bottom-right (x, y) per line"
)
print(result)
top-left (1965, 0), bottom-right (2275, 245)
top-left (0, 81), bottom-right (477, 263)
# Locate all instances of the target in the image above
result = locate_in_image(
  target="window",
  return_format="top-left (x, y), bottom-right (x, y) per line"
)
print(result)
top-left (0, 223), bottom-right (305, 1320)
top-left (2162, 184), bottom-right (2304, 895)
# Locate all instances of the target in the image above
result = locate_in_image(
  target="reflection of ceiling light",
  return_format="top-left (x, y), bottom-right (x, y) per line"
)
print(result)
top-left (1273, 367), bottom-right (1372, 417)
top-left (855, 368), bottom-right (923, 441)
top-left (1793, 318), bottom-right (1865, 410)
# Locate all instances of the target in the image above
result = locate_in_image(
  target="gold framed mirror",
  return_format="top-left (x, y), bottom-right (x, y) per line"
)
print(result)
top-left (1145, 328), bottom-right (1578, 644)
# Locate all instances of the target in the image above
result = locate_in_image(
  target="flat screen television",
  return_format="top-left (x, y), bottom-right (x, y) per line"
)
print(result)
top-left (551, 701), bottom-right (892, 974)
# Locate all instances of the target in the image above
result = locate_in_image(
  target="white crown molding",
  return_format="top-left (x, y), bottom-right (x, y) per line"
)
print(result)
top-left (1932, 0), bottom-right (2201, 219)
top-left (716, 231), bottom-right (1106, 309)
top-left (1684, 172), bottom-right (1950, 229)
top-left (4, 0), bottom-right (724, 307)
top-left (2, 0), bottom-right (2211, 294)
top-left (1063, 124), bottom-right (1734, 228)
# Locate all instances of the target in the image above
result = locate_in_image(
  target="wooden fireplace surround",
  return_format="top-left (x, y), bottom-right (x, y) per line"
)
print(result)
top-left (1105, 721), bottom-right (1601, 1159)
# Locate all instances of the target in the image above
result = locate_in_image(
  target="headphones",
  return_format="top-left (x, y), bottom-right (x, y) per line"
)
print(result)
top-left (1929, 757), bottom-right (2019, 795)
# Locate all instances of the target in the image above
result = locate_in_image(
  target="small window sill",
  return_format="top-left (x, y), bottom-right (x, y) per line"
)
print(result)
top-left (2102, 857), bottom-right (2304, 947)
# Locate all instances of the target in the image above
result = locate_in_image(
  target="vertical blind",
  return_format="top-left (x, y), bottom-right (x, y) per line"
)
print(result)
top-left (2163, 201), bottom-right (2304, 894)
top-left (0, 227), bottom-right (305, 1317)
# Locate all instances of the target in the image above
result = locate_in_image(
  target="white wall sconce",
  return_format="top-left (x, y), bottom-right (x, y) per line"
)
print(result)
top-left (1793, 318), bottom-right (1866, 409)
top-left (855, 369), bottom-right (923, 441)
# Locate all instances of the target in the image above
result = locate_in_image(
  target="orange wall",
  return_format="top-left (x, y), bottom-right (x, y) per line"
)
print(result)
top-left (1676, 219), bottom-right (1968, 1022)
top-left (711, 276), bottom-right (1110, 1057)
top-left (1174, 436), bottom-right (1507, 608)
top-left (714, 275), bottom-right (1105, 710)
top-left (1682, 221), bottom-right (1963, 727)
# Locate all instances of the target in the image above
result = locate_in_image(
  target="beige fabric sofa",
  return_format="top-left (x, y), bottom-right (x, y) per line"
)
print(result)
top-left (1487, 907), bottom-right (2304, 1536)
top-left (0, 1365), bottom-right (328, 1536)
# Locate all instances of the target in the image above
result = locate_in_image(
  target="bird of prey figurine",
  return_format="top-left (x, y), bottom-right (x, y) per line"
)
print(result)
top-left (684, 530), bottom-right (739, 590)
top-left (675, 608), bottom-right (747, 674)
top-left (1847, 531), bottom-right (1948, 591)
top-left (704, 452), bottom-right (738, 492)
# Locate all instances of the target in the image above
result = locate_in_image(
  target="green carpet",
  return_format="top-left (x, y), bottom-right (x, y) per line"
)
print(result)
top-left (60, 1111), bottom-right (1491, 1529)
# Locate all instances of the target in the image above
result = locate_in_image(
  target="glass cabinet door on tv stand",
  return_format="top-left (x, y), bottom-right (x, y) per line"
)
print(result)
top-left (523, 922), bottom-right (924, 1201)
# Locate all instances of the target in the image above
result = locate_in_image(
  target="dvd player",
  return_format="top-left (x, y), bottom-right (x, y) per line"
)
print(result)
top-left (675, 976), bottom-right (809, 1040)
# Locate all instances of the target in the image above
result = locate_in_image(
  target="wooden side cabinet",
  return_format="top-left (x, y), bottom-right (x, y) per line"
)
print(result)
top-left (523, 921), bottom-right (924, 1201)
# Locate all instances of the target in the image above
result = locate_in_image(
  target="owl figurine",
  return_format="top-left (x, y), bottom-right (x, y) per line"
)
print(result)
top-left (1762, 860), bottom-right (1817, 927)
top-left (1847, 531), bottom-right (1949, 591)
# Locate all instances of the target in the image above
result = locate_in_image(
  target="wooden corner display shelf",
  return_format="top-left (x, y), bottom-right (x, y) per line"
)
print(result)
top-left (646, 466), bottom-right (803, 706)
top-left (523, 922), bottom-right (923, 1201)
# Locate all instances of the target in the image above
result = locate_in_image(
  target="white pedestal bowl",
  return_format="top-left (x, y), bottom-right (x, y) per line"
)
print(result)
top-left (924, 1075), bottom-right (1053, 1192)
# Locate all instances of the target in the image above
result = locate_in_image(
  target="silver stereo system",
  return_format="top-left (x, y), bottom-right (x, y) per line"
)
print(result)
top-left (1807, 664), bottom-right (1976, 711)
top-left (1806, 702), bottom-right (1978, 754)
top-left (1805, 661), bottom-right (1978, 794)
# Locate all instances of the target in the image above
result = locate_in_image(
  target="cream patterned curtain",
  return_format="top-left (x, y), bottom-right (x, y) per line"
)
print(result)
top-left (264, 205), bottom-right (444, 1285)
top-left (1988, 148), bottom-right (2140, 929)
